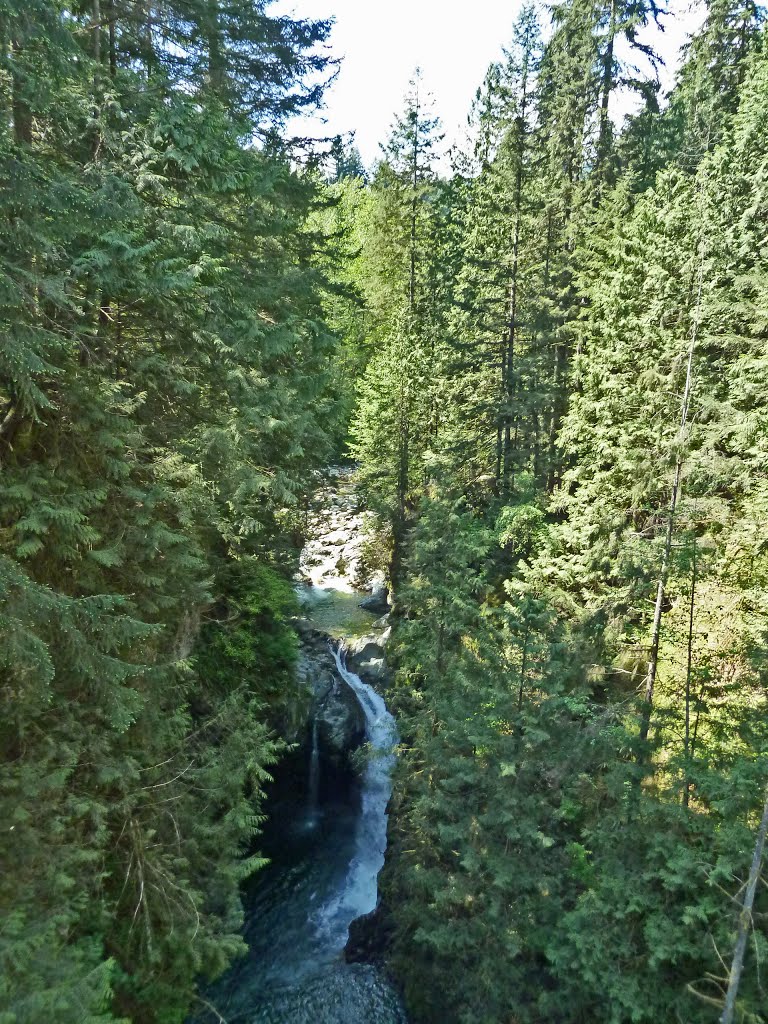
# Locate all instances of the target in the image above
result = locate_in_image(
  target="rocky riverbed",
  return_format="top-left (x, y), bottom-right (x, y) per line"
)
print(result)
top-left (295, 467), bottom-right (390, 637)
top-left (292, 467), bottom-right (392, 771)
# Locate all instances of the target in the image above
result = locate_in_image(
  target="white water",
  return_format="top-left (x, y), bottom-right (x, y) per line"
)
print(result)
top-left (314, 645), bottom-right (399, 947)
top-left (307, 718), bottom-right (320, 820)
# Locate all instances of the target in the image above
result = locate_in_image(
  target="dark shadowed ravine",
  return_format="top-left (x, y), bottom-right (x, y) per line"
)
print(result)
top-left (199, 470), bottom-right (406, 1024)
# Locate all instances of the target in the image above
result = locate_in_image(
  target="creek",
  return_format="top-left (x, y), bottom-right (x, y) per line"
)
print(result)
top-left (202, 469), bottom-right (406, 1024)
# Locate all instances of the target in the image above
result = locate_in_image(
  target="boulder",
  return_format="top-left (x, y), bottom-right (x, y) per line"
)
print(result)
top-left (346, 631), bottom-right (392, 688)
top-left (294, 640), bottom-right (366, 764)
top-left (293, 617), bottom-right (316, 638)
top-left (359, 585), bottom-right (390, 615)
top-left (345, 903), bottom-right (394, 966)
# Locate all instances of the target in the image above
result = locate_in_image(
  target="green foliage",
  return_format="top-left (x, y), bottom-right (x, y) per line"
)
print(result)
top-left (5, 0), bottom-right (768, 1021)
top-left (0, 0), bottom-right (340, 1018)
top-left (347, 9), bottom-right (768, 1024)
top-left (194, 561), bottom-right (299, 703)
top-left (495, 504), bottom-right (546, 558)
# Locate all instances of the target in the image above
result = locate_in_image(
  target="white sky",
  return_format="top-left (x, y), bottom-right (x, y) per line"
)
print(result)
top-left (275, 0), bottom-right (707, 168)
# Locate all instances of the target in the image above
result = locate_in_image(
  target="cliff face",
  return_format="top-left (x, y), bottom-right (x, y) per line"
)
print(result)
top-left (290, 467), bottom-right (392, 768)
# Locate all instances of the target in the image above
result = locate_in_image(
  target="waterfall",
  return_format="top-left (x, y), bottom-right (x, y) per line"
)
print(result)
top-left (314, 644), bottom-right (398, 945)
top-left (307, 717), bottom-right (320, 820)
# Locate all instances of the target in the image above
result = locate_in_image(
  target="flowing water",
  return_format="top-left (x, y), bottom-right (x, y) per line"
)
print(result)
top-left (314, 647), bottom-right (398, 948)
top-left (307, 718), bottom-right (320, 822)
top-left (199, 471), bottom-right (406, 1024)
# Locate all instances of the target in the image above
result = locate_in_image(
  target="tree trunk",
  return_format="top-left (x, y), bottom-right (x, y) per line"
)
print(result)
top-left (108, 0), bottom-right (116, 78)
top-left (502, 120), bottom-right (525, 497)
top-left (719, 785), bottom-right (768, 1024)
top-left (639, 264), bottom-right (700, 747)
top-left (93, 0), bottom-right (101, 63)
top-left (206, 0), bottom-right (226, 95)
top-left (496, 337), bottom-right (506, 488)
top-left (639, 457), bottom-right (684, 744)
top-left (518, 626), bottom-right (529, 711)
top-left (683, 534), bottom-right (697, 806)
top-left (595, 0), bottom-right (616, 175)
top-left (409, 103), bottom-right (418, 313)
top-left (11, 39), bottom-right (31, 145)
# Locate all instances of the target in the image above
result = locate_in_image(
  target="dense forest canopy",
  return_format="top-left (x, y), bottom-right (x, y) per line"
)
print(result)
top-left (1, 0), bottom-right (767, 1022)
top-left (0, 0), bottom-right (341, 1017)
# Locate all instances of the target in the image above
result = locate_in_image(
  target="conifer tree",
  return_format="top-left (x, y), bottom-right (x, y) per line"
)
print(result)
top-left (371, 13), bottom-right (768, 1024)
top-left (0, 0), bottom-right (340, 1017)
top-left (444, 5), bottom-right (544, 495)
top-left (351, 73), bottom-right (444, 582)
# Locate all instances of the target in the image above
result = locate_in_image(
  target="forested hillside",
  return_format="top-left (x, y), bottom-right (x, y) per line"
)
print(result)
top-left (338, 1), bottom-right (768, 1021)
top-left (0, 0), bottom-right (344, 1019)
top-left (2, 0), bottom-right (768, 1021)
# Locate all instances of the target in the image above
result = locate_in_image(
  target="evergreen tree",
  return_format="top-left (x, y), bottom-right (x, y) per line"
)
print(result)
top-left (0, 0), bottom-right (341, 1017)
top-left (367, 11), bottom-right (768, 1024)
top-left (350, 72), bottom-right (445, 583)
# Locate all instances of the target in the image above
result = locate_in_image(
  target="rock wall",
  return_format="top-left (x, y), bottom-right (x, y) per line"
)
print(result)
top-left (296, 624), bottom-right (367, 769)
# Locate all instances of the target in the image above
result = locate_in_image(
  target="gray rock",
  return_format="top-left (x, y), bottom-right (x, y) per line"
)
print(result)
top-left (316, 675), bottom-right (366, 762)
top-left (346, 632), bottom-right (392, 688)
top-left (359, 586), bottom-right (390, 615)
top-left (296, 641), bottom-right (367, 764)
top-left (345, 903), bottom-right (394, 966)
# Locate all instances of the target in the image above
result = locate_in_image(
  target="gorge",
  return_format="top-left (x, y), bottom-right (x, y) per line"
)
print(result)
top-left (200, 470), bottom-right (405, 1024)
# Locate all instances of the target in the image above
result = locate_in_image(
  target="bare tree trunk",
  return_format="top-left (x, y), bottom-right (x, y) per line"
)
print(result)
top-left (719, 785), bottom-right (768, 1024)
top-left (409, 96), bottom-right (418, 313)
top-left (108, 0), bottom-right (116, 78)
top-left (683, 534), bottom-right (697, 806)
top-left (0, 397), bottom-right (23, 453)
top-left (503, 132), bottom-right (524, 497)
top-left (140, 0), bottom-right (154, 76)
top-left (595, 0), bottom-right (616, 176)
top-left (638, 445), bottom-right (687, 744)
top-left (546, 341), bottom-right (567, 494)
top-left (639, 214), bottom-right (704, 747)
top-left (206, 0), bottom-right (226, 95)
top-left (11, 39), bottom-right (31, 144)
top-left (392, 370), bottom-right (410, 589)
top-left (496, 337), bottom-right (506, 488)
top-left (93, 0), bottom-right (101, 63)
top-left (518, 626), bottom-right (529, 711)
top-left (92, 0), bottom-right (104, 159)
